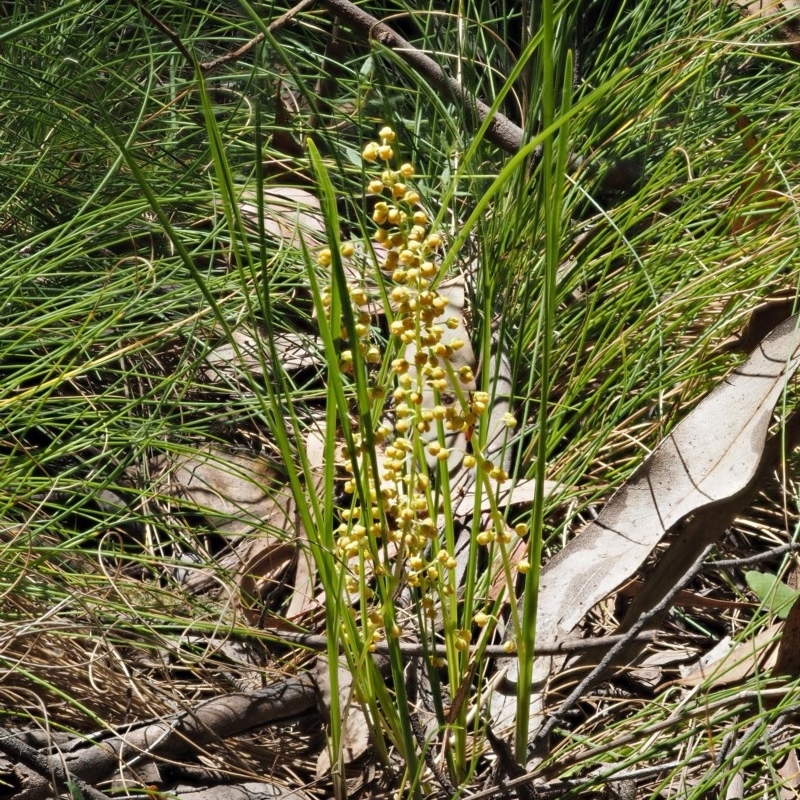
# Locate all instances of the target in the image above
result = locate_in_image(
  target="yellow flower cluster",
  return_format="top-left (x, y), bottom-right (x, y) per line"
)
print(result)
top-left (317, 126), bottom-right (514, 650)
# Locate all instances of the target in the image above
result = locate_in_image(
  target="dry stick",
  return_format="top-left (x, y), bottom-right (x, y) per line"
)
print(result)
top-left (710, 542), bottom-right (800, 569)
top-left (260, 628), bottom-right (658, 657)
top-left (127, 0), bottom-right (194, 64)
top-left (0, 734), bottom-right (112, 800)
top-left (1, 676), bottom-right (318, 800)
top-left (314, 0), bottom-right (528, 155)
top-left (199, 0), bottom-right (317, 73)
top-left (532, 544), bottom-right (714, 747)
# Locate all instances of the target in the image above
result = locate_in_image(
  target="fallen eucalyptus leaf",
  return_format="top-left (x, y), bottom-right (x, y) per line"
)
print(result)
top-left (777, 748), bottom-right (800, 800)
top-left (678, 624), bottom-right (780, 687)
top-left (544, 312), bottom-right (800, 639)
top-left (204, 327), bottom-right (324, 386)
top-left (453, 477), bottom-right (564, 518)
top-left (737, 0), bottom-right (800, 60)
top-left (155, 446), bottom-right (284, 538)
top-left (404, 275), bottom-right (476, 475)
top-left (493, 313), bottom-right (800, 746)
top-left (239, 186), bottom-right (325, 248)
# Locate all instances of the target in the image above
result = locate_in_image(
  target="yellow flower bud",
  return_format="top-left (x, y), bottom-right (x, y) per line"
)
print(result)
top-left (378, 144), bottom-right (394, 161)
top-left (379, 126), bottom-right (396, 142)
top-left (420, 261), bottom-right (437, 278)
top-left (490, 467), bottom-right (509, 483)
top-left (517, 559), bottom-right (531, 574)
top-left (362, 142), bottom-right (379, 161)
top-left (317, 248), bottom-right (332, 267)
top-left (399, 162), bottom-right (414, 178)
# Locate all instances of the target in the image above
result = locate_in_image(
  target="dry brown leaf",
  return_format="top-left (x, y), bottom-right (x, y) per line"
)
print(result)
top-left (726, 770), bottom-right (745, 800)
top-left (453, 477), bottom-right (564, 518)
top-left (238, 185), bottom-right (325, 248)
top-left (155, 447), bottom-right (299, 600)
top-left (238, 542), bottom-right (297, 625)
top-left (727, 105), bottom-right (792, 236)
top-left (482, 345), bottom-right (514, 471)
top-left (204, 326), bottom-right (323, 386)
top-left (777, 748), bottom-right (800, 799)
top-left (620, 578), bottom-right (754, 611)
top-left (719, 292), bottom-right (797, 354)
top-left (773, 593), bottom-right (800, 678)
top-left (156, 446), bottom-right (285, 537)
top-left (542, 313), bottom-right (800, 642)
top-left (405, 274), bottom-right (476, 475)
top-left (678, 624), bottom-right (781, 687)
top-left (286, 424), bottom-right (326, 621)
top-left (164, 782), bottom-right (314, 799)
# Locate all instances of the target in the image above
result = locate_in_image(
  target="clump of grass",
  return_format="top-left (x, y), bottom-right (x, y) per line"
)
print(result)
top-left (305, 126), bottom-right (531, 791)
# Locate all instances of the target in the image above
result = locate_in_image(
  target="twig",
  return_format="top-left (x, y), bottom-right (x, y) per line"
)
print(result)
top-left (199, 0), bottom-right (316, 73)
top-left (0, 733), bottom-right (112, 800)
top-left (127, 0), bottom-right (193, 64)
top-left (0, 677), bottom-right (317, 800)
top-left (709, 542), bottom-right (800, 569)
top-left (406, 660), bottom-right (458, 797)
top-left (484, 724), bottom-right (534, 800)
top-left (314, 0), bottom-right (529, 155)
top-left (533, 545), bottom-right (714, 746)
top-left (258, 628), bottom-right (658, 657)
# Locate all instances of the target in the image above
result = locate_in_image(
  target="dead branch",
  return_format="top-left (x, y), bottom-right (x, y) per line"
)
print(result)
top-left (315, 0), bottom-right (529, 155)
top-left (1, 676), bottom-right (317, 800)
top-left (200, 0), bottom-right (317, 73)
top-left (260, 627), bottom-right (659, 657)
top-left (0, 733), bottom-right (112, 800)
